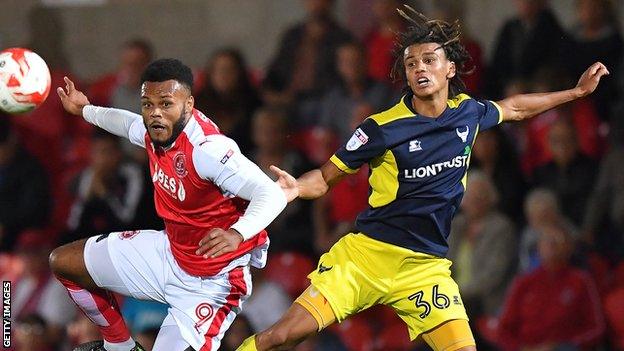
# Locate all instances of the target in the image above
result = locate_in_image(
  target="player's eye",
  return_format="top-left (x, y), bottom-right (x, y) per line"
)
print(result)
top-left (141, 102), bottom-right (152, 108)
top-left (162, 101), bottom-right (172, 108)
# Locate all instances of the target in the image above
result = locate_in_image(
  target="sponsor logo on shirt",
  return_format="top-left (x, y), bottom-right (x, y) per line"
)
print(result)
top-left (346, 128), bottom-right (369, 151)
top-left (152, 163), bottom-right (186, 201)
top-left (404, 155), bottom-right (469, 179)
top-left (220, 149), bottom-right (234, 164)
top-left (409, 139), bottom-right (422, 152)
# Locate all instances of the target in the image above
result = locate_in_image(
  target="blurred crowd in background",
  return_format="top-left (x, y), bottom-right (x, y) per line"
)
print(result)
top-left (1, 0), bottom-right (624, 350)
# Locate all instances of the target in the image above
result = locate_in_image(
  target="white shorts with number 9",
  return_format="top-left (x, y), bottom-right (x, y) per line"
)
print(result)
top-left (83, 229), bottom-right (255, 351)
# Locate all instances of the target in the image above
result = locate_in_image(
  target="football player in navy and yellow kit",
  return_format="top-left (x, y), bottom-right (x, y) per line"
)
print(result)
top-left (237, 7), bottom-right (609, 351)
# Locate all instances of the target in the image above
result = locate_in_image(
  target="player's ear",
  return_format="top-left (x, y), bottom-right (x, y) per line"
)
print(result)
top-left (186, 95), bottom-right (194, 111)
top-left (447, 61), bottom-right (456, 79)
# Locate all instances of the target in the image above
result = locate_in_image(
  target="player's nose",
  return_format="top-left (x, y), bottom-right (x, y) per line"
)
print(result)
top-left (149, 108), bottom-right (163, 119)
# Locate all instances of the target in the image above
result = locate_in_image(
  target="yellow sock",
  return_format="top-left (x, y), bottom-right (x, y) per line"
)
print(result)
top-left (236, 335), bottom-right (258, 351)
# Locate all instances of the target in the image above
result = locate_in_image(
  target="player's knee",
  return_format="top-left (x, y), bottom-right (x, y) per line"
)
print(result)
top-left (265, 329), bottom-right (288, 347)
top-left (262, 325), bottom-right (293, 347)
top-left (49, 245), bottom-right (68, 278)
top-left (49, 240), bottom-right (85, 279)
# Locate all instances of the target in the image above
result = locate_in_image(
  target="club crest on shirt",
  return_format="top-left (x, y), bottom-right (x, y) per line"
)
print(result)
top-left (173, 152), bottom-right (188, 178)
top-left (456, 126), bottom-right (469, 143)
top-left (118, 230), bottom-right (139, 240)
top-left (346, 128), bottom-right (369, 151)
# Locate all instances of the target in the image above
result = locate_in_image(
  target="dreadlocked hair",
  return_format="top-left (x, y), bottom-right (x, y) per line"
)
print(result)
top-left (390, 5), bottom-right (473, 97)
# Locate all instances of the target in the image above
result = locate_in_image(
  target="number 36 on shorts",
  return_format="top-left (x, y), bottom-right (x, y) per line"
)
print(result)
top-left (408, 284), bottom-right (454, 319)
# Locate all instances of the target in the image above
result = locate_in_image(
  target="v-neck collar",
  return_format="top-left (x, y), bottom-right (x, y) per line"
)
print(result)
top-left (402, 93), bottom-right (450, 124)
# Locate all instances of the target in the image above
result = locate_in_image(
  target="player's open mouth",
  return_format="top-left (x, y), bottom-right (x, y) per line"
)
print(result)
top-left (417, 77), bottom-right (430, 86)
top-left (150, 123), bottom-right (166, 132)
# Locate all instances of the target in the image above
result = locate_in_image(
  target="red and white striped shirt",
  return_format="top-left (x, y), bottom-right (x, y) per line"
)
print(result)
top-left (83, 106), bottom-right (286, 276)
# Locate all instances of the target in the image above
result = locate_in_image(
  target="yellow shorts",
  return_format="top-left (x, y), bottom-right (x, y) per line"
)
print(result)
top-left (307, 232), bottom-right (469, 340)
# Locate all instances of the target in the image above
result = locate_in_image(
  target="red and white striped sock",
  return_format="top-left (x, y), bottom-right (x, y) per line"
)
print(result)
top-left (58, 277), bottom-right (134, 349)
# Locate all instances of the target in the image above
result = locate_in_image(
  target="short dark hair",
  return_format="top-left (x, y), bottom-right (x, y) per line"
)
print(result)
top-left (390, 5), bottom-right (472, 96)
top-left (140, 58), bottom-right (194, 92)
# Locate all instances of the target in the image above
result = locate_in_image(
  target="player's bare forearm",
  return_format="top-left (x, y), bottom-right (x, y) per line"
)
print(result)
top-left (497, 62), bottom-right (609, 122)
top-left (298, 162), bottom-right (346, 200)
top-left (498, 89), bottom-right (579, 121)
top-left (296, 169), bottom-right (329, 199)
top-left (271, 161), bottom-right (346, 202)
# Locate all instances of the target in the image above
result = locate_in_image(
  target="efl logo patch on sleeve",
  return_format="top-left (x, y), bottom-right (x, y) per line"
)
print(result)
top-left (346, 128), bottom-right (369, 151)
top-left (220, 149), bottom-right (234, 164)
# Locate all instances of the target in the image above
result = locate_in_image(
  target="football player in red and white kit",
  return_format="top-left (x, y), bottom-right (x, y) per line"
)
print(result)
top-left (49, 59), bottom-right (287, 351)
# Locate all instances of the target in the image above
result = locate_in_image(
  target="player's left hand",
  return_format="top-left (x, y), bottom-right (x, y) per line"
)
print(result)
top-left (575, 62), bottom-right (609, 97)
top-left (196, 228), bottom-right (244, 259)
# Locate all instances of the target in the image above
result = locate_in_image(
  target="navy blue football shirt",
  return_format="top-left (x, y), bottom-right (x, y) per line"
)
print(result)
top-left (330, 93), bottom-right (503, 257)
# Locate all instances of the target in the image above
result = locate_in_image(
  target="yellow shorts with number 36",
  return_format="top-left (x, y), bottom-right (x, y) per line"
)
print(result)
top-left (308, 232), bottom-right (469, 340)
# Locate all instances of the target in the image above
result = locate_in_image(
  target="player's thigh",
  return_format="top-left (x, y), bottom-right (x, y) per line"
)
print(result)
top-left (83, 230), bottom-right (168, 302)
top-left (421, 319), bottom-right (476, 351)
top-left (165, 266), bottom-right (252, 351)
top-left (49, 238), bottom-right (98, 289)
top-left (307, 233), bottom-right (389, 322)
top-left (294, 285), bottom-right (337, 331)
top-left (388, 255), bottom-right (471, 342)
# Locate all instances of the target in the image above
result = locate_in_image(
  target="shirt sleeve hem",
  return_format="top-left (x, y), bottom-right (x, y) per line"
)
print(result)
top-left (330, 155), bottom-right (358, 174)
top-left (490, 100), bottom-right (504, 124)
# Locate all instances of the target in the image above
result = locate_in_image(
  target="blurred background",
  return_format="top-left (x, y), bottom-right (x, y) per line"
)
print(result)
top-left (1, 0), bottom-right (624, 350)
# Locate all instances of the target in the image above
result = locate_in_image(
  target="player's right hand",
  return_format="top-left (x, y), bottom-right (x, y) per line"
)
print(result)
top-left (57, 76), bottom-right (90, 116)
top-left (575, 62), bottom-right (609, 97)
top-left (270, 165), bottom-right (299, 202)
top-left (196, 228), bottom-right (243, 259)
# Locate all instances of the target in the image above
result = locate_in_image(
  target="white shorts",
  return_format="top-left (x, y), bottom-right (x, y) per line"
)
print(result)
top-left (83, 229), bottom-right (253, 351)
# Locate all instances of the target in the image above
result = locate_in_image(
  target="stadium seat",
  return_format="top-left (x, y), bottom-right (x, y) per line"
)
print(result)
top-left (475, 315), bottom-right (500, 346)
top-left (373, 320), bottom-right (412, 351)
top-left (330, 315), bottom-right (375, 351)
top-left (613, 261), bottom-right (624, 289)
top-left (604, 288), bottom-right (624, 350)
top-left (263, 252), bottom-right (315, 298)
top-left (586, 252), bottom-right (612, 297)
top-left (358, 305), bottom-right (400, 330)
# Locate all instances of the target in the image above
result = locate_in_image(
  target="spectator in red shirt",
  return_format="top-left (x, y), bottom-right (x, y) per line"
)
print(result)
top-left (497, 222), bottom-right (605, 351)
top-left (364, 0), bottom-right (403, 85)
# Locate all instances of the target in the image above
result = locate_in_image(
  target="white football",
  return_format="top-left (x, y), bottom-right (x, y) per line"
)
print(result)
top-left (0, 48), bottom-right (51, 114)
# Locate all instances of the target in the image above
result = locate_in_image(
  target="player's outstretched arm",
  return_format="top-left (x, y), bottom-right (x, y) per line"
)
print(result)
top-left (271, 161), bottom-right (347, 202)
top-left (497, 62), bottom-right (609, 122)
top-left (57, 76), bottom-right (144, 145)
